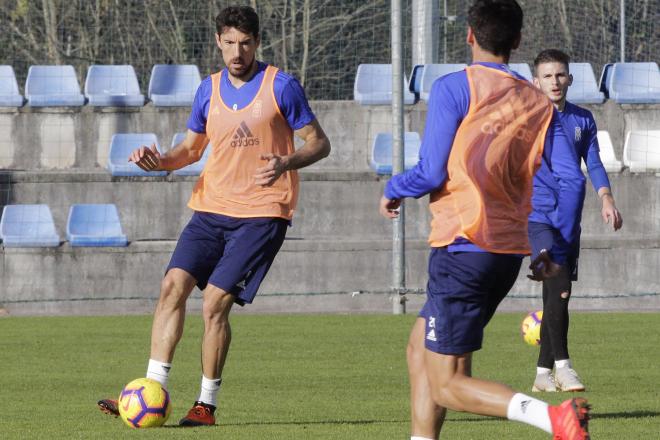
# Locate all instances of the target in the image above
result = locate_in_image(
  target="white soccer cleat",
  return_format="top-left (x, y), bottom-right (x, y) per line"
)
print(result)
top-left (554, 367), bottom-right (586, 392)
top-left (532, 373), bottom-right (557, 392)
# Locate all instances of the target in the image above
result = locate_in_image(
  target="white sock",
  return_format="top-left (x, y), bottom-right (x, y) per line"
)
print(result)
top-left (537, 367), bottom-right (552, 375)
top-left (146, 358), bottom-right (172, 388)
top-left (411, 437), bottom-right (435, 440)
top-left (506, 393), bottom-right (552, 434)
top-left (197, 375), bottom-right (222, 408)
top-left (555, 359), bottom-right (571, 369)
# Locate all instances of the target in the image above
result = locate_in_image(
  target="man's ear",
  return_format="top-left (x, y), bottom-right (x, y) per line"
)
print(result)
top-left (466, 27), bottom-right (475, 47)
top-left (511, 33), bottom-right (521, 50)
top-left (568, 73), bottom-right (573, 86)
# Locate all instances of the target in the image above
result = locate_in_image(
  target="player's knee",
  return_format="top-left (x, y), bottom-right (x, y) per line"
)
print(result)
top-left (202, 292), bottom-right (233, 324)
top-left (158, 276), bottom-right (188, 308)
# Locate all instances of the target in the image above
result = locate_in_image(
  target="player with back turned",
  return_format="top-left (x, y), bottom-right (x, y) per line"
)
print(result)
top-left (379, 1), bottom-right (590, 439)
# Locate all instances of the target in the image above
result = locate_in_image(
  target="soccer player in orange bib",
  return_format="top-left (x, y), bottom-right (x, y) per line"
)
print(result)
top-left (379, 1), bottom-right (590, 439)
top-left (98, 5), bottom-right (330, 426)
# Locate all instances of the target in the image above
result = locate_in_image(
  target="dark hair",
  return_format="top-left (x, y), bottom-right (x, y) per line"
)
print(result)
top-left (467, 0), bottom-right (523, 57)
top-left (533, 49), bottom-right (571, 75)
top-left (215, 6), bottom-right (259, 38)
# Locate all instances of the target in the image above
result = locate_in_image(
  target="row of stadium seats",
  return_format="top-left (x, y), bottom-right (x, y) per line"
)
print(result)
top-left (0, 64), bottom-right (201, 107)
top-left (0, 204), bottom-right (127, 247)
top-left (354, 62), bottom-right (660, 105)
top-left (369, 130), bottom-right (660, 174)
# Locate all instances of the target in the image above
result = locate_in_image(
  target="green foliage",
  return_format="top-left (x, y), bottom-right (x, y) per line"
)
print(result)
top-left (0, 313), bottom-right (658, 438)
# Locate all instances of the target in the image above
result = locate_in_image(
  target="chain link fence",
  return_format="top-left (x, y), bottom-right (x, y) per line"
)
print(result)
top-left (1, 0), bottom-right (658, 100)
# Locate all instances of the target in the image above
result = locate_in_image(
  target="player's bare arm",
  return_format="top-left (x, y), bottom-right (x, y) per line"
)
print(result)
top-left (128, 130), bottom-right (209, 172)
top-left (598, 188), bottom-right (623, 230)
top-left (254, 119), bottom-right (330, 186)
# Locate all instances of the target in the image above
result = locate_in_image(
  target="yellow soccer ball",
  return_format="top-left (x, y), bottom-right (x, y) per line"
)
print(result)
top-left (118, 378), bottom-right (171, 428)
top-left (521, 311), bottom-right (543, 346)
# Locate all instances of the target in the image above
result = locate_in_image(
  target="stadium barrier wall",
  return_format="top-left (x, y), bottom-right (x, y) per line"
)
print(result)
top-left (1, 102), bottom-right (659, 315)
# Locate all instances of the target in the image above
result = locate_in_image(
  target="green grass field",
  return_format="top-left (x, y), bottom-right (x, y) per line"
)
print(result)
top-left (1, 312), bottom-right (659, 439)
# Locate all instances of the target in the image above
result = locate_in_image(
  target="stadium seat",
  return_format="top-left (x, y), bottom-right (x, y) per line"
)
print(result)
top-left (0, 66), bottom-right (24, 107)
top-left (623, 130), bottom-right (660, 172)
top-left (171, 132), bottom-right (211, 176)
top-left (148, 64), bottom-right (201, 107)
top-left (567, 63), bottom-right (605, 104)
top-left (508, 63), bottom-right (532, 81)
top-left (580, 131), bottom-right (622, 173)
top-left (419, 64), bottom-right (466, 102)
top-left (0, 204), bottom-right (60, 247)
top-left (607, 62), bottom-right (660, 104)
top-left (370, 132), bottom-right (421, 175)
top-left (25, 65), bottom-right (85, 107)
top-left (107, 133), bottom-right (167, 176)
top-left (66, 204), bottom-right (128, 247)
top-left (599, 63), bottom-right (614, 98)
top-left (353, 64), bottom-right (416, 105)
top-left (409, 64), bottom-right (425, 94)
top-left (85, 65), bottom-right (145, 106)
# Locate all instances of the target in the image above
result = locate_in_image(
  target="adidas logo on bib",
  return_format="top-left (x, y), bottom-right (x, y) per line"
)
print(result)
top-left (231, 121), bottom-right (260, 147)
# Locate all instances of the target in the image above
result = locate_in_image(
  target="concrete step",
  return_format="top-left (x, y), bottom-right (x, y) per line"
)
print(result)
top-left (1, 237), bottom-right (659, 315)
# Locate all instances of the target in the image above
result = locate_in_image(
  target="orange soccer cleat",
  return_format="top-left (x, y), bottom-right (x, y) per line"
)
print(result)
top-left (548, 398), bottom-right (591, 440)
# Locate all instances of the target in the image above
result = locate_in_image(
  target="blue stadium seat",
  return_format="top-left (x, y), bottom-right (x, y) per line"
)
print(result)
top-left (623, 130), bottom-right (660, 172)
top-left (0, 66), bottom-right (24, 107)
top-left (419, 64), bottom-right (466, 102)
top-left (148, 64), bottom-right (201, 107)
top-left (85, 65), bottom-right (145, 106)
top-left (66, 204), bottom-right (128, 247)
top-left (598, 63), bottom-right (614, 98)
top-left (508, 63), bottom-right (532, 81)
top-left (607, 62), bottom-right (660, 104)
top-left (107, 133), bottom-right (167, 177)
top-left (567, 63), bottom-right (605, 104)
top-left (171, 132), bottom-right (211, 176)
top-left (0, 204), bottom-right (60, 247)
top-left (370, 132), bottom-right (421, 175)
top-left (354, 64), bottom-right (416, 105)
top-left (409, 64), bottom-right (425, 94)
top-left (25, 65), bottom-right (85, 107)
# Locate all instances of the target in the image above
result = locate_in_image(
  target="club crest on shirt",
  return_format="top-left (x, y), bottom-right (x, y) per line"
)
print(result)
top-left (252, 99), bottom-right (263, 118)
top-left (574, 126), bottom-right (582, 142)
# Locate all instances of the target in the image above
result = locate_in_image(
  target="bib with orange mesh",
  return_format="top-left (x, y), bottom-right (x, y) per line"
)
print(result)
top-left (428, 65), bottom-right (554, 253)
top-left (187, 65), bottom-right (298, 220)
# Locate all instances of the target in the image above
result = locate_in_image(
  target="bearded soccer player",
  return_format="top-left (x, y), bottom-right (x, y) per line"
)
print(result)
top-left (529, 49), bottom-right (623, 393)
top-left (379, 1), bottom-right (590, 439)
top-left (98, 5), bottom-right (330, 426)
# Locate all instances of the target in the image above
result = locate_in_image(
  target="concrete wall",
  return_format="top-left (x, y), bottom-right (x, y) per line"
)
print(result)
top-left (1, 102), bottom-right (659, 315)
top-left (2, 101), bottom-right (659, 171)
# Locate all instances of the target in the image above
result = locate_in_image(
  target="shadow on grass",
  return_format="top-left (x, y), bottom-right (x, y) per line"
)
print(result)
top-left (591, 410), bottom-right (660, 420)
top-left (162, 416), bottom-right (496, 428)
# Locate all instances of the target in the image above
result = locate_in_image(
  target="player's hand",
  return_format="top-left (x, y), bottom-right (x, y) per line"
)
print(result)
top-left (379, 196), bottom-right (401, 219)
top-left (255, 154), bottom-right (287, 186)
top-left (527, 249), bottom-right (562, 281)
top-left (601, 195), bottom-right (622, 231)
top-left (128, 143), bottom-right (161, 171)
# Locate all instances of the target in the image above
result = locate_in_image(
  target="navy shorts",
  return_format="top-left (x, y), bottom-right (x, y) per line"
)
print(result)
top-left (167, 211), bottom-right (288, 305)
top-left (528, 221), bottom-right (579, 281)
top-left (420, 247), bottom-right (522, 355)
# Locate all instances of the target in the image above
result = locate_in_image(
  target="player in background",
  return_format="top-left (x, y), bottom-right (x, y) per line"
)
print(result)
top-left (529, 49), bottom-right (623, 393)
top-left (98, 5), bottom-right (330, 427)
top-left (379, 1), bottom-right (590, 439)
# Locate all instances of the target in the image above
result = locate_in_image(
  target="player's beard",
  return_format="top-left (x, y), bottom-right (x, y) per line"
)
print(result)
top-left (228, 57), bottom-right (256, 81)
